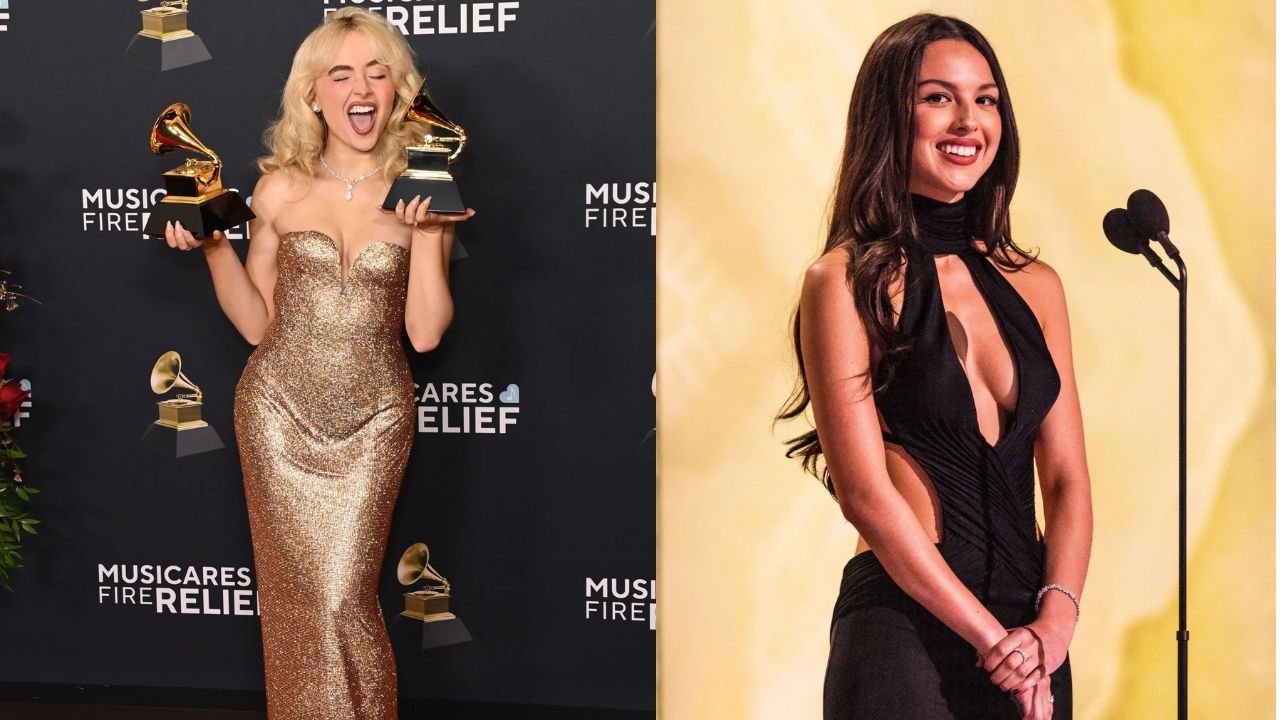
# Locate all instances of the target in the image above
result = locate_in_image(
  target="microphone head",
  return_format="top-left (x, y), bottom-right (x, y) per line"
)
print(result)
top-left (1127, 189), bottom-right (1170, 238)
top-left (1103, 208), bottom-right (1146, 254)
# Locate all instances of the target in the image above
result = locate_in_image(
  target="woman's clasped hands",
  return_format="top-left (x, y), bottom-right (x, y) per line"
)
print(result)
top-left (979, 621), bottom-right (1069, 720)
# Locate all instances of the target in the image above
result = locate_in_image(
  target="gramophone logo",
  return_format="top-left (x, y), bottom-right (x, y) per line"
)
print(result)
top-left (321, 1), bottom-right (521, 36)
top-left (393, 542), bottom-right (472, 649)
top-left (140, 350), bottom-right (225, 457)
top-left (125, 0), bottom-right (212, 72)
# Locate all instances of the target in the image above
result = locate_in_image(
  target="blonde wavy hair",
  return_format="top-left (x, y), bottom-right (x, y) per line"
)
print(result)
top-left (258, 7), bottom-right (426, 183)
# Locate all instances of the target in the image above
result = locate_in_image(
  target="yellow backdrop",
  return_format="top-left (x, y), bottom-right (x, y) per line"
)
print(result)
top-left (658, 1), bottom-right (1274, 718)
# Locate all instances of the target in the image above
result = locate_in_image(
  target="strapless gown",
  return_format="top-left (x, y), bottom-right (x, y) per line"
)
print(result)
top-left (823, 195), bottom-right (1072, 718)
top-left (234, 230), bottom-right (413, 720)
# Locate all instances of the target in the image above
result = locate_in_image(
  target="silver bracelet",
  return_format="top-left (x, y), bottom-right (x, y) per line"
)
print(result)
top-left (1035, 583), bottom-right (1080, 620)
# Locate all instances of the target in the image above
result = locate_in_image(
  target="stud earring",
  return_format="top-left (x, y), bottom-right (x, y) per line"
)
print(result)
top-left (312, 103), bottom-right (321, 113)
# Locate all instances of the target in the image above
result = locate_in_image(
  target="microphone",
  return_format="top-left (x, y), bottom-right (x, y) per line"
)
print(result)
top-left (1103, 208), bottom-right (1165, 266)
top-left (1127, 189), bottom-right (1181, 258)
top-left (1103, 207), bottom-right (1178, 286)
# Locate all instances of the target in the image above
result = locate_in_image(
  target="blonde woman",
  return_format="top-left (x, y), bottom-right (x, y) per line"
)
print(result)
top-left (163, 8), bottom-right (472, 718)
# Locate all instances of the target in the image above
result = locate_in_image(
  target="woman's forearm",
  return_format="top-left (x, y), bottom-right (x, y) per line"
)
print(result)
top-left (403, 226), bottom-right (454, 352)
top-left (203, 241), bottom-right (270, 345)
top-left (439, 223), bottom-right (455, 281)
top-left (1037, 476), bottom-right (1093, 631)
top-left (840, 481), bottom-right (1009, 653)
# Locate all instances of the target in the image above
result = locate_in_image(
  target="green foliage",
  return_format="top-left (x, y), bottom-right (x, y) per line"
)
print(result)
top-left (0, 421), bottom-right (34, 593)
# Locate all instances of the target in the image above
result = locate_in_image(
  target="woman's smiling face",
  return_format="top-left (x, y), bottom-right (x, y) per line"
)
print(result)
top-left (312, 30), bottom-right (397, 155)
top-left (909, 38), bottom-right (1002, 203)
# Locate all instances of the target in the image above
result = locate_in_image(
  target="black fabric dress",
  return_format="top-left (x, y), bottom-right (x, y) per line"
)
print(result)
top-left (823, 195), bottom-right (1071, 719)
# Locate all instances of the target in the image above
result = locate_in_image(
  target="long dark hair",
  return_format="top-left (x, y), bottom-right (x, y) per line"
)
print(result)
top-left (777, 13), bottom-right (1037, 497)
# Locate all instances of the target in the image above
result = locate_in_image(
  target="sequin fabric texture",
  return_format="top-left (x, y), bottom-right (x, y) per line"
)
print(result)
top-left (234, 230), bottom-right (414, 720)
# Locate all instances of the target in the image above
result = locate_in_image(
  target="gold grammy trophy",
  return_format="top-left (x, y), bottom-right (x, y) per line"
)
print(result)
top-left (144, 103), bottom-right (255, 240)
top-left (381, 82), bottom-right (469, 214)
top-left (141, 350), bottom-right (224, 457)
top-left (393, 543), bottom-right (472, 649)
top-left (124, 1), bottom-right (212, 72)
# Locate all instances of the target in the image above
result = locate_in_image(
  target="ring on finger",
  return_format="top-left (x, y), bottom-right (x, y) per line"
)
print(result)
top-left (1011, 647), bottom-right (1029, 665)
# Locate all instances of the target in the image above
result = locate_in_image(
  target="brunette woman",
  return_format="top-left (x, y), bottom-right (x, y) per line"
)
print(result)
top-left (780, 13), bottom-right (1092, 719)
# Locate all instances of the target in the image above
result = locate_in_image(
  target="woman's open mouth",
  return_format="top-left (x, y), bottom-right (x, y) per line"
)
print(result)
top-left (348, 105), bottom-right (377, 136)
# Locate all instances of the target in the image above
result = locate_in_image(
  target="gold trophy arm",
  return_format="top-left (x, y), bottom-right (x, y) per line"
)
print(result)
top-left (180, 158), bottom-right (222, 188)
top-left (447, 133), bottom-right (467, 163)
top-left (157, 139), bottom-right (222, 171)
top-left (419, 561), bottom-right (452, 595)
top-left (195, 146), bottom-right (222, 169)
top-left (418, 131), bottom-right (466, 163)
top-left (137, 0), bottom-right (190, 9)
top-left (173, 374), bottom-right (203, 403)
top-left (207, 159), bottom-right (222, 187)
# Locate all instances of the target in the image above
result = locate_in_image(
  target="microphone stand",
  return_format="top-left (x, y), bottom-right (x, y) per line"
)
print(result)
top-left (1150, 238), bottom-right (1188, 720)
top-left (1173, 252), bottom-right (1188, 720)
top-left (1107, 198), bottom-right (1188, 717)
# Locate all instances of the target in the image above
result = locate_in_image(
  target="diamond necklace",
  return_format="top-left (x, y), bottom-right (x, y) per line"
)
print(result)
top-left (319, 154), bottom-right (380, 201)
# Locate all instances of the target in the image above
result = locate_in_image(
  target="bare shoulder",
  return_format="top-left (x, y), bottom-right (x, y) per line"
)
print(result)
top-left (808, 246), bottom-right (851, 273)
top-left (807, 241), bottom-right (908, 287)
top-left (803, 247), bottom-right (855, 300)
top-left (246, 171), bottom-right (301, 247)
top-left (251, 171), bottom-right (284, 217)
top-left (251, 169), bottom-right (308, 214)
top-left (987, 245), bottom-right (1066, 328)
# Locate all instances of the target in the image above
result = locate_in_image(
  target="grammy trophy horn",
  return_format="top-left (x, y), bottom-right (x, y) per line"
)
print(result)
top-left (150, 102), bottom-right (222, 188)
top-left (397, 542), bottom-right (451, 593)
top-left (406, 89), bottom-right (468, 162)
top-left (150, 350), bottom-right (203, 403)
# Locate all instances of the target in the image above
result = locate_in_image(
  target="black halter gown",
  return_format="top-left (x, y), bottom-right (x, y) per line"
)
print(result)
top-left (822, 194), bottom-right (1072, 719)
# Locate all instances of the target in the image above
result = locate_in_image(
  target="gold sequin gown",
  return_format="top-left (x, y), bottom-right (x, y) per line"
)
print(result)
top-left (234, 230), bottom-right (414, 720)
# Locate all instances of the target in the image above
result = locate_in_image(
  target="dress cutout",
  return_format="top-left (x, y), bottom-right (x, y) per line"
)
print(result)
top-left (824, 195), bottom-right (1071, 718)
top-left (234, 230), bottom-right (413, 720)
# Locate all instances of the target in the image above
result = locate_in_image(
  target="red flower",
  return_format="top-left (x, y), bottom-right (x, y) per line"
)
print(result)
top-left (0, 380), bottom-right (28, 420)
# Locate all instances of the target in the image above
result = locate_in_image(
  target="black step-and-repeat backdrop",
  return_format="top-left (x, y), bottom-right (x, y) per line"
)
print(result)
top-left (0, 0), bottom-right (653, 712)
